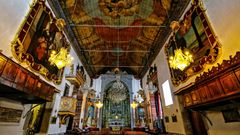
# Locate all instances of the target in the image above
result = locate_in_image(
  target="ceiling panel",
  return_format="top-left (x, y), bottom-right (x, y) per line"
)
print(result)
top-left (48, 0), bottom-right (191, 78)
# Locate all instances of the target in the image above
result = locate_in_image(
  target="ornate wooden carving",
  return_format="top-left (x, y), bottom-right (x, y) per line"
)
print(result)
top-left (175, 52), bottom-right (240, 109)
top-left (58, 96), bottom-right (77, 125)
top-left (11, 0), bottom-right (69, 84)
top-left (0, 52), bottom-right (55, 102)
top-left (48, 0), bottom-right (190, 79)
top-left (65, 71), bottom-right (86, 87)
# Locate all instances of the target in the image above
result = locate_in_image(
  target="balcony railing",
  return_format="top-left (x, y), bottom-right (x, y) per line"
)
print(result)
top-left (65, 71), bottom-right (86, 87)
top-left (0, 52), bottom-right (55, 103)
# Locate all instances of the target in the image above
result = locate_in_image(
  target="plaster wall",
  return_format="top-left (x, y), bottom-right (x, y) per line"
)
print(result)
top-left (0, 98), bottom-right (31, 135)
top-left (0, 1), bottom-right (32, 135)
top-left (152, 48), bottom-right (187, 135)
top-left (0, 0), bottom-right (31, 57)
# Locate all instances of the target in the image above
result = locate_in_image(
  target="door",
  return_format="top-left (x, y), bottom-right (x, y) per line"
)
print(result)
top-left (189, 111), bottom-right (208, 135)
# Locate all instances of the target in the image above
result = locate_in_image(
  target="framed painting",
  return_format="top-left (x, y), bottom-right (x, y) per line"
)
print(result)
top-left (11, 0), bottom-right (70, 84)
top-left (165, 1), bottom-right (221, 86)
top-left (0, 107), bottom-right (23, 123)
top-left (222, 108), bottom-right (240, 123)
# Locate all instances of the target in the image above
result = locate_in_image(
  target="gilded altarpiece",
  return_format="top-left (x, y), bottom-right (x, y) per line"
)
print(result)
top-left (102, 81), bottom-right (131, 128)
top-left (165, 1), bottom-right (221, 86)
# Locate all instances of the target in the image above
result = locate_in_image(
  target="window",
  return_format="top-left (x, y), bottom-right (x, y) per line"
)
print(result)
top-left (162, 80), bottom-right (173, 106)
top-left (63, 84), bottom-right (70, 96)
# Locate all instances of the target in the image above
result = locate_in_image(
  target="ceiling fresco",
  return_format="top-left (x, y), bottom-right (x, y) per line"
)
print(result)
top-left (48, 0), bottom-right (191, 78)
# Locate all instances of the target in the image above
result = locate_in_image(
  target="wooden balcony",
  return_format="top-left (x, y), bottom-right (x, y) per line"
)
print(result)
top-left (0, 53), bottom-right (55, 103)
top-left (175, 52), bottom-right (240, 110)
top-left (65, 71), bottom-right (85, 87)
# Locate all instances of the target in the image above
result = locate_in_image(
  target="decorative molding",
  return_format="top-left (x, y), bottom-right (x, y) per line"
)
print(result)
top-left (65, 71), bottom-right (86, 87)
top-left (11, 0), bottom-right (69, 84)
top-left (58, 96), bottom-right (77, 125)
top-left (195, 52), bottom-right (240, 83)
top-left (165, 1), bottom-right (221, 86)
top-left (0, 52), bottom-right (55, 102)
top-left (175, 51), bottom-right (240, 109)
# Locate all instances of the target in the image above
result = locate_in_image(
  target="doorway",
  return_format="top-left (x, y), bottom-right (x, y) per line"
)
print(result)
top-left (67, 116), bottom-right (74, 131)
top-left (189, 111), bottom-right (208, 135)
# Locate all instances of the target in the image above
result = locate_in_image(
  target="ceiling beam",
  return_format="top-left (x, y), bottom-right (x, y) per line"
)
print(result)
top-left (89, 65), bottom-right (144, 68)
top-left (70, 24), bottom-right (167, 28)
top-left (83, 50), bottom-right (150, 53)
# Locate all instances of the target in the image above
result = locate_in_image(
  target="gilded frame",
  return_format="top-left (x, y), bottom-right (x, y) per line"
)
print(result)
top-left (165, 1), bottom-right (221, 86)
top-left (11, 0), bottom-right (69, 84)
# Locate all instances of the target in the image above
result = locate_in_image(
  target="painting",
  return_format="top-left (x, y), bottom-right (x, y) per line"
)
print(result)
top-left (165, 1), bottom-right (221, 86)
top-left (164, 116), bottom-right (169, 123)
top-left (222, 108), bottom-right (240, 123)
top-left (0, 107), bottom-right (23, 123)
top-left (171, 114), bottom-right (177, 122)
top-left (11, 0), bottom-right (70, 84)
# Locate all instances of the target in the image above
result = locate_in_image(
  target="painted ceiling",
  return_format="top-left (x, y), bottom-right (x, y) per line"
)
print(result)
top-left (48, 0), bottom-right (190, 78)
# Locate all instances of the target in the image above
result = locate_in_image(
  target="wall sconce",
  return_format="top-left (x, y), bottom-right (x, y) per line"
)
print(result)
top-left (95, 100), bottom-right (103, 109)
top-left (131, 100), bottom-right (138, 109)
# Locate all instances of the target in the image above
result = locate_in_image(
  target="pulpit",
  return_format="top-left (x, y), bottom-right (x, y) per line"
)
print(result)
top-left (58, 97), bottom-right (77, 124)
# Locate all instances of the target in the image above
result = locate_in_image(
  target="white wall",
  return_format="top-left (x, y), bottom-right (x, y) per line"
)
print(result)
top-left (0, 99), bottom-right (31, 135)
top-left (0, 0), bottom-right (32, 57)
top-left (132, 78), bottom-right (141, 96)
top-left (152, 48), bottom-right (187, 134)
top-left (0, 1), bottom-right (32, 135)
top-left (47, 41), bottom-right (91, 134)
top-left (205, 111), bottom-right (240, 135)
top-left (203, 0), bottom-right (240, 59)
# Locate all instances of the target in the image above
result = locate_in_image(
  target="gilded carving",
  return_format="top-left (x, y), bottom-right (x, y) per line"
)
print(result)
top-left (165, 2), bottom-right (221, 86)
top-left (11, 0), bottom-right (70, 84)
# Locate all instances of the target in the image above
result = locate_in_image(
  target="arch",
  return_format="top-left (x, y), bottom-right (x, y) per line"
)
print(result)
top-left (101, 80), bottom-right (131, 128)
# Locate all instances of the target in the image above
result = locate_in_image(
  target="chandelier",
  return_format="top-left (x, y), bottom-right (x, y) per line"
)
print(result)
top-left (108, 76), bottom-right (127, 103)
top-left (48, 47), bottom-right (73, 69)
top-left (168, 21), bottom-right (194, 71)
top-left (169, 49), bottom-right (193, 71)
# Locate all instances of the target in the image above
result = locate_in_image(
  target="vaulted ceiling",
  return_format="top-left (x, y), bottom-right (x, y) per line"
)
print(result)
top-left (48, 0), bottom-right (190, 79)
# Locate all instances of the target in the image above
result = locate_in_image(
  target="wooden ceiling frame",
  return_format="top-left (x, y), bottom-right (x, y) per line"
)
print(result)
top-left (47, 0), bottom-right (191, 79)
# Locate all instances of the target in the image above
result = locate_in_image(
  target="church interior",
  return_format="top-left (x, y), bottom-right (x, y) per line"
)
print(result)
top-left (0, 0), bottom-right (240, 135)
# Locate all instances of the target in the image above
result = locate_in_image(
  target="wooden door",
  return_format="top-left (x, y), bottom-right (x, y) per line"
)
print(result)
top-left (189, 111), bottom-right (208, 135)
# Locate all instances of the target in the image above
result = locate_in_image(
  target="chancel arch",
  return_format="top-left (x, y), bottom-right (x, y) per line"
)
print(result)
top-left (99, 74), bottom-right (134, 128)
top-left (101, 80), bottom-right (131, 128)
